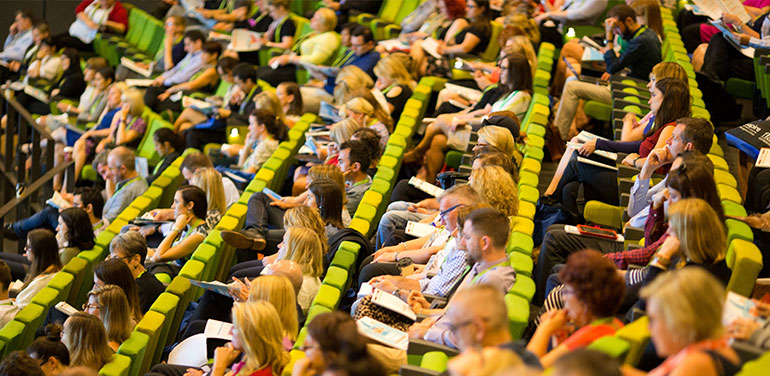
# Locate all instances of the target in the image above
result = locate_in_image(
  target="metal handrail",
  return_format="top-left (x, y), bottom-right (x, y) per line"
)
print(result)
top-left (0, 93), bottom-right (68, 251)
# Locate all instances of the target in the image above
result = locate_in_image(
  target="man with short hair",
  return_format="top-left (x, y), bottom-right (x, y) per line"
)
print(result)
top-left (408, 207), bottom-right (516, 348)
top-left (144, 29), bottom-right (206, 109)
top-left (109, 231), bottom-right (165, 311)
top-left (552, 4), bottom-right (661, 140)
top-left (627, 117), bottom-right (715, 225)
top-left (0, 10), bottom-right (35, 64)
top-left (180, 151), bottom-right (240, 207)
top-left (339, 140), bottom-right (373, 214)
top-left (0, 261), bottom-right (19, 327)
top-left (74, 187), bottom-right (105, 232)
top-left (183, 63), bottom-right (262, 150)
top-left (551, 349), bottom-right (622, 376)
top-left (301, 25), bottom-right (380, 111)
top-left (102, 147), bottom-right (148, 223)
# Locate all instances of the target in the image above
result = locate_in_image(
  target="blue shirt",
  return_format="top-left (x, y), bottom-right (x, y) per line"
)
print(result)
top-left (161, 50), bottom-right (203, 86)
top-left (323, 49), bottom-right (380, 94)
top-left (0, 29), bottom-right (34, 62)
top-left (421, 238), bottom-right (469, 297)
top-left (603, 26), bottom-right (661, 80)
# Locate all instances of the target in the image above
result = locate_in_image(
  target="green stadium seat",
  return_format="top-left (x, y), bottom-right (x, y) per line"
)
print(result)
top-left (99, 354), bottom-right (133, 376)
top-left (117, 330), bottom-right (150, 376)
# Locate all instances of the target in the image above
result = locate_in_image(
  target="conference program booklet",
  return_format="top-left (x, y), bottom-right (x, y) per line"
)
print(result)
top-left (120, 57), bottom-right (152, 78)
top-left (723, 291), bottom-right (766, 326)
top-left (370, 288), bottom-right (417, 321)
top-left (408, 176), bottom-right (444, 197)
top-left (356, 316), bottom-right (410, 350)
top-left (188, 278), bottom-right (231, 297)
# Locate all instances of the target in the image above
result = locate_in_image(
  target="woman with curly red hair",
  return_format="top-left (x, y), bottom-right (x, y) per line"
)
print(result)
top-left (526, 249), bottom-right (626, 368)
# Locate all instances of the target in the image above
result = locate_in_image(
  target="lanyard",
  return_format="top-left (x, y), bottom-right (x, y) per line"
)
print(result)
top-left (271, 15), bottom-right (289, 43)
top-left (113, 176), bottom-right (140, 197)
top-left (382, 84), bottom-right (395, 94)
top-left (630, 25), bottom-right (646, 40)
top-left (471, 259), bottom-right (509, 284)
top-left (86, 2), bottom-right (112, 27)
top-left (334, 50), bottom-right (354, 67)
top-left (351, 176), bottom-right (371, 187)
top-left (152, 157), bottom-right (165, 175)
top-left (291, 32), bottom-right (316, 53)
top-left (239, 84), bottom-right (259, 113)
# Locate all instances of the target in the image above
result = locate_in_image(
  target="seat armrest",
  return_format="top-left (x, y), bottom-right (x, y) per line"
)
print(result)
top-left (624, 226), bottom-right (645, 242)
top-left (407, 339), bottom-right (459, 357)
top-left (399, 365), bottom-right (441, 376)
top-left (732, 340), bottom-right (766, 363)
top-left (618, 165), bottom-right (640, 178)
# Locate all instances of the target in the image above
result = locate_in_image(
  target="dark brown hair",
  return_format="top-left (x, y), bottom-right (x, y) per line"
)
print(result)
top-left (24, 229), bottom-right (62, 290)
top-left (650, 78), bottom-right (690, 137)
top-left (667, 151), bottom-right (725, 222)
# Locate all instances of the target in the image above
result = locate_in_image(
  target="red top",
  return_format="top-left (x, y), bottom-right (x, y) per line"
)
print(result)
top-left (639, 122), bottom-right (675, 158)
top-left (562, 318), bottom-right (624, 350)
top-left (75, 0), bottom-right (128, 33)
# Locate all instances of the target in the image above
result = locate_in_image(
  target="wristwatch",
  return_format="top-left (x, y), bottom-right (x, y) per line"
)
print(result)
top-left (392, 288), bottom-right (400, 297)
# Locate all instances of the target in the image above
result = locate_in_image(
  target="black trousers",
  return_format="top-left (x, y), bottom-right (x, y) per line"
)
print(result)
top-left (258, 64), bottom-right (297, 87)
top-left (0, 253), bottom-right (30, 282)
top-left (144, 85), bottom-right (171, 112)
top-left (185, 261), bottom-right (265, 329)
top-left (52, 33), bottom-right (93, 52)
top-left (357, 254), bottom-right (401, 286)
top-left (701, 33), bottom-right (754, 82)
top-left (534, 224), bottom-right (624, 305)
top-left (555, 152), bottom-right (620, 212)
top-left (14, 91), bottom-right (52, 115)
top-left (389, 179), bottom-right (432, 204)
top-left (183, 127), bottom-right (227, 150)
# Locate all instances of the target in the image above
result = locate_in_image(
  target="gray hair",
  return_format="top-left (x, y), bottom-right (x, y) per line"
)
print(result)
top-left (110, 231), bottom-right (148, 264)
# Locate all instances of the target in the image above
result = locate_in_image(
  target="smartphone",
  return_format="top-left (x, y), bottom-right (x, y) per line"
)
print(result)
top-left (263, 187), bottom-right (282, 201)
top-left (576, 225), bottom-right (618, 240)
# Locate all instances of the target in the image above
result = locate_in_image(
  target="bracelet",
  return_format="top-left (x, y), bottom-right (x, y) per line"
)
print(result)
top-left (393, 288), bottom-right (400, 297)
top-left (394, 252), bottom-right (399, 262)
top-left (171, 226), bottom-right (181, 232)
top-left (633, 156), bottom-right (642, 168)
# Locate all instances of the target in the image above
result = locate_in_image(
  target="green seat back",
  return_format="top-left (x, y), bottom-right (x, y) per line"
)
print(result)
top-left (117, 331), bottom-right (150, 376)
top-left (726, 239), bottom-right (763, 297)
top-left (99, 354), bottom-right (133, 376)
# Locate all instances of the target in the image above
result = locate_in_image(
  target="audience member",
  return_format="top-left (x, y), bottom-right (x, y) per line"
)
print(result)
top-left (84, 284), bottom-right (135, 351)
top-left (94, 258), bottom-right (143, 319)
top-left (0, 261), bottom-right (19, 327)
top-left (61, 313), bottom-right (113, 371)
top-left (0, 351), bottom-right (46, 376)
top-left (28, 325), bottom-right (71, 376)
top-left (108, 231), bottom-right (166, 312)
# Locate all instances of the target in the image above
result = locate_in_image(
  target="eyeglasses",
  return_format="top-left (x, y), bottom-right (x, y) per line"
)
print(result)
top-left (107, 253), bottom-right (130, 261)
top-left (440, 204), bottom-right (464, 221)
top-left (83, 303), bottom-right (99, 310)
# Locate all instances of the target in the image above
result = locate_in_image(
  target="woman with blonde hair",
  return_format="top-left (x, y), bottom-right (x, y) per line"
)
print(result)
top-left (283, 206), bottom-right (329, 254)
top-left (343, 97), bottom-right (391, 150)
top-left (190, 167), bottom-right (228, 216)
top-left (334, 66), bottom-right (375, 105)
top-left (228, 226), bottom-right (324, 313)
top-left (84, 285), bottom-right (135, 351)
top-left (212, 301), bottom-right (290, 376)
top-left (261, 7), bottom-right (340, 87)
top-left (254, 91), bottom-right (287, 125)
top-left (247, 276), bottom-right (300, 343)
top-left (469, 165), bottom-right (519, 217)
top-left (640, 198), bottom-right (730, 286)
top-left (373, 54), bottom-right (414, 123)
top-left (624, 268), bottom-right (739, 376)
top-left (95, 87), bottom-right (147, 153)
top-left (61, 312), bottom-right (113, 371)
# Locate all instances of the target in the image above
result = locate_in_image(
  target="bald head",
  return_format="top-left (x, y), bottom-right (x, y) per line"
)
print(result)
top-left (446, 284), bottom-right (510, 350)
top-left (107, 146), bottom-right (136, 181)
top-left (266, 260), bottom-right (303, 295)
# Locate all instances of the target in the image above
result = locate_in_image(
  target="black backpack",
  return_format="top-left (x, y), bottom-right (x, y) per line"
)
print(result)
top-left (325, 227), bottom-right (373, 277)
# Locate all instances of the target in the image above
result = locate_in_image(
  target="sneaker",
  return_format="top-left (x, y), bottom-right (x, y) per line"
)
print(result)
top-left (2, 224), bottom-right (18, 241)
top-left (221, 228), bottom-right (266, 251)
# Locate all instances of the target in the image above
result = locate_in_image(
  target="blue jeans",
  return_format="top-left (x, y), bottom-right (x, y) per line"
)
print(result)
top-left (11, 205), bottom-right (59, 238)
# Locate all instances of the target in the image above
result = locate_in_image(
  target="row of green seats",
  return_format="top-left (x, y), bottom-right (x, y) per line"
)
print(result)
top-left (100, 113), bottom-right (318, 376)
top-left (94, 7), bottom-right (165, 67)
top-left (354, 0), bottom-right (425, 40)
